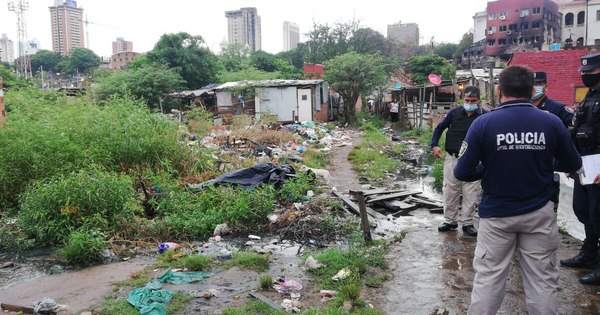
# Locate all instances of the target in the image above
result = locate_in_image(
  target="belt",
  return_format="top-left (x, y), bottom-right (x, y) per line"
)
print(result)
top-left (447, 152), bottom-right (459, 158)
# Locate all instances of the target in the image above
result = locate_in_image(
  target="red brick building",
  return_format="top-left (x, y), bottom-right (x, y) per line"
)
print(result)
top-left (485, 0), bottom-right (561, 56)
top-left (508, 49), bottom-right (589, 106)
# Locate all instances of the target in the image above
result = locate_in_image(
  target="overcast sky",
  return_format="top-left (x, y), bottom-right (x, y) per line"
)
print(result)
top-left (1, 0), bottom-right (489, 58)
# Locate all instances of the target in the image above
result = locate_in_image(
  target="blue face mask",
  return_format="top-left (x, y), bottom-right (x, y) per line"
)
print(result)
top-left (531, 86), bottom-right (544, 100)
top-left (463, 104), bottom-right (478, 112)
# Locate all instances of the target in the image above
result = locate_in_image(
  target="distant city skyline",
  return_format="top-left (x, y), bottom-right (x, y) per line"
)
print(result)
top-left (0, 0), bottom-right (489, 57)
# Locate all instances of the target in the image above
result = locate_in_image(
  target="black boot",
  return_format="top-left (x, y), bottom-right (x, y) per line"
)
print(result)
top-left (580, 262), bottom-right (600, 285)
top-left (560, 239), bottom-right (598, 268)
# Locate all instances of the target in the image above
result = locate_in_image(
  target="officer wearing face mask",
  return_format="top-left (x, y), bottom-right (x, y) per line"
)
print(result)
top-left (431, 86), bottom-right (487, 237)
top-left (560, 52), bottom-right (600, 285)
top-left (531, 72), bottom-right (574, 127)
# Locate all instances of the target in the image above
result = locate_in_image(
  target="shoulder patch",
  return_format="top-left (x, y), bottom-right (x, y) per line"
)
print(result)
top-left (458, 141), bottom-right (468, 158)
top-left (564, 106), bottom-right (574, 114)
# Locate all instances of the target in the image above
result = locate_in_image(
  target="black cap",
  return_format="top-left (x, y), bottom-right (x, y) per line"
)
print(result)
top-left (579, 52), bottom-right (600, 71)
top-left (533, 72), bottom-right (547, 83)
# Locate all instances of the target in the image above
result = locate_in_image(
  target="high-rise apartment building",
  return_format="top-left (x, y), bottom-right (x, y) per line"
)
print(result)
top-left (225, 7), bottom-right (261, 52)
top-left (387, 21), bottom-right (420, 46)
top-left (112, 37), bottom-right (133, 54)
top-left (283, 21), bottom-right (300, 51)
top-left (0, 34), bottom-right (15, 64)
top-left (49, 0), bottom-right (85, 56)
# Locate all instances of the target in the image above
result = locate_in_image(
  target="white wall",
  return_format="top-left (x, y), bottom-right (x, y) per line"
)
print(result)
top-left (256, 86), bottom-right (298, 121)
top-left (473, 11), bottom-right (487, 43)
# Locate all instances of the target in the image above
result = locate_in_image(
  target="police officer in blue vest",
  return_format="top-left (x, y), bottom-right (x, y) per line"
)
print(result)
top-left (431, 86), bottom-right (487, 237)
top-left (454, 65), bottom-right (582, 314)
top-left (531, 72), bottom-right (574, 127)
top-left (560, 52), bottom-right (600, 285)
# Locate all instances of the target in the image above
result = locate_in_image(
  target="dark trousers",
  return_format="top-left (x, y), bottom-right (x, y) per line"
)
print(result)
top-left (573, 176), bottom-right (600, 242)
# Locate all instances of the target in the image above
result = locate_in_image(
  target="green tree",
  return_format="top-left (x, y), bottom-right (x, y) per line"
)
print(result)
top-left (276, 44), bottom-right (308, 71)
top-left (93, 64), bottom-right (186, 109)
top-left (453, 31), bottom-right (474, 60)
top-left (350, 28), bottom-right (387, 55)
top-left (30, 50), bottom-right (63, 74)
top-left (305, 21), bottom-right (358, 64)
top-left (404, 54), bottom-right (456, 85)
top-left (250, 50), bottom-right (278, 72)
top-left (220, 44), bottom-right (251, 72)
top-left (435, 43), bottom-right (459, 60)
top-left (218, 67), bottom-right (280, 83)
top-left (0, 65), bottom-right (32, 90)
top-left (147, 32), bottom-right (222, 89)
top-left (324, 52), bottom-right (387, 123)
top-left (67, 48), bottom-right (100, 74)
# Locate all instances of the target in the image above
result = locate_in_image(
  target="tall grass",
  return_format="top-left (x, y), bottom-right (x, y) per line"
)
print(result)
top-left (0, 91), bottom-right (208, 206)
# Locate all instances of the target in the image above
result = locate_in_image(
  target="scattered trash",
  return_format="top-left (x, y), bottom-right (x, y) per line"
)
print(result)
top-left (391, 135), bottom-right (401, 141)
top-left (273, 277), bottom-right (303, 293)
top-left (302, 121), bottom-right (316, 128)
top-left (33, 298), bottom-right (69, 314)
top-left (281, 299), bottom-right (302, 313)
top-left (248, 235), bottom-right (261, 240)
top-left (306, 190), bottom-right (315, 198)
top-left (305, 256), bottom-right (323, 269)
top-left (248, 246), bottom-right (272, 254)
top-left (216, 254), bottom-right (232, 261)
top-left (213, 223), bottom-right (231, 236)
top-left (319, 290), bottom-right (338, 297)
top-left (195, 288), bottom-right (219, 299)
top-left (0, 262), bottom-right (15, 269)
top-left (245, 241), bottom-right (256, 246)
top-left (290, 292), bottom-right (302, 301)
top-left (187, 163), bottom-right (295, 191)
top-left (158, 242), bottom-right (181, 254)
top-left (332, 268), bottom-right (351, 281)
top-left (214, 235), bottom-right (222, 242)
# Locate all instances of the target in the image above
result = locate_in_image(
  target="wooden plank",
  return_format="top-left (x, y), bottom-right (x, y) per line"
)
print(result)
top-left (332, 191), bottom-right (361, 216)
top-left (408, 196), bottom-right (443, 208)
top-left (360, 188), bottom-right (389, 197)
top-left (354, 191), bottom-right (372, 244)
top-left (249, 292), bottom-right (285, 311)
top-left (377, 200), bottom-right (417, 211)
top-left (367, 191), bottom-right (422, 204)
top-left (1, 303), bottom-right (34, 314)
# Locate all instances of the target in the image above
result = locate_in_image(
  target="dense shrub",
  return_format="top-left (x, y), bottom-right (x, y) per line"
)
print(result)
top-left (277, 172), bottom-right (316, 202)
top-left (0, 91), bottom-right (208, 206)
top-left (17, 167), bottom-right (140, 245)
top-left (58, 228), bottom-right (108, 265)
top-left (156, 186), bottom-right (277, 239)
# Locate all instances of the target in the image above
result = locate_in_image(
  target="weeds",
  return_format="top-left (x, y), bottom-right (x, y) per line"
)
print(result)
top-left (114, 270), bottom-right (151, 290)
top-left (303, 149), bottom-right (330, 169)
top-left (99, 293), bottom-right (192, 315)
top-left (58, 229), bottom-right (107, 265)
top-left (224, 252), bottom-right (270, 272)
top-left (277, 172), bottom-right (317, 202)
top-left (259, 274), bottom-right (273, 290)
top-left (182, 255), bottom-right (213, 271)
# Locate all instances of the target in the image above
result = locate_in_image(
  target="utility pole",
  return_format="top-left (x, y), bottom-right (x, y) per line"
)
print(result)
top-left (8, 1), bottom-right (32, 78)
top-left (585, 0), bottom-right (590, 47)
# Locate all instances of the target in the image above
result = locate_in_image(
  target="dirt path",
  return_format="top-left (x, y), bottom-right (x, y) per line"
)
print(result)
top-left (0, 257), bottom-right (150, 314)
top-left (328, 130), bottom-right (363, 192)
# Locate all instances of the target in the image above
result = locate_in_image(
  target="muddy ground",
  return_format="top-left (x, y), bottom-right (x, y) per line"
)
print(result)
top-left (2, 129), bottom-right (600, 314)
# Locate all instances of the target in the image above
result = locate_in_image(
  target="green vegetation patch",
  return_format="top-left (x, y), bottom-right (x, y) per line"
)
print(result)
top-left (223, 301), bottom-right (287, 315)
top-left (349, 129), bottom-right (401, 180)
top-left (303, 149), bottom-right (330, 169)
top-left (223, 252), bottom-right (270, 272)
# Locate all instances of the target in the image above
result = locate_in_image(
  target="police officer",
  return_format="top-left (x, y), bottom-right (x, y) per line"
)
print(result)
top-left (431, 86), bottom-right (486, 237)
top-left (531, 71), bottom-right (574, 127)
top-left (455, 65), bottom-right (582, 314)
top-left (560, 52), bottom-right (600, 285)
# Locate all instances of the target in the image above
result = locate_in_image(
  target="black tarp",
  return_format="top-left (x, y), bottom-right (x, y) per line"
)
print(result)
top-left (187, 163), bottom-right (295, 191)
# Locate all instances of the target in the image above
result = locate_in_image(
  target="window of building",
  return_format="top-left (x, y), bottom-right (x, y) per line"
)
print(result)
top-left (499, 12), bottom-right (507, 19)
top-left (521, 22), bottom-right (529, 29)
top-left (596, 10), bottom-right (600, 21)
top-left (532, 21), bottom-right (541, 28)
top-left (509, 24), bottom-right (518, 31)
top-left (499, 25), bottom-right (507, 32)
top-left (487, 39), bottom-right (496, 46)
top-left (577, 11), bottom-right (585, 25)
top-left (498, 38), bottom-right (507, 45)
top-left (595, 39), bottom-right (600, 48)
top-left (512, 37), bottom-right (518, 44)
top-left (520, 9), bottom-right (530, 17)
top-left (533, 7), bottom-right (541, 14)
top-left (577, 37), bottom-right (584, 46)
top-left (489, 13), bottom-right (496, 20)
top-left (488, 26), bottom-right (496, 33)
top-left (565, 12), bottom-right (574, 26)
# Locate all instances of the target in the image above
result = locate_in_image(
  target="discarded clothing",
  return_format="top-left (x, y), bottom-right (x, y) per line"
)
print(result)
top-left (158, 269), bottom-right (213, 284)
top-left (187, 163), bottom-right (295, 190)
top-left (127, 281), bottom-right (173, 315)
top-left (128, 271), bottom-right (213, 314)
